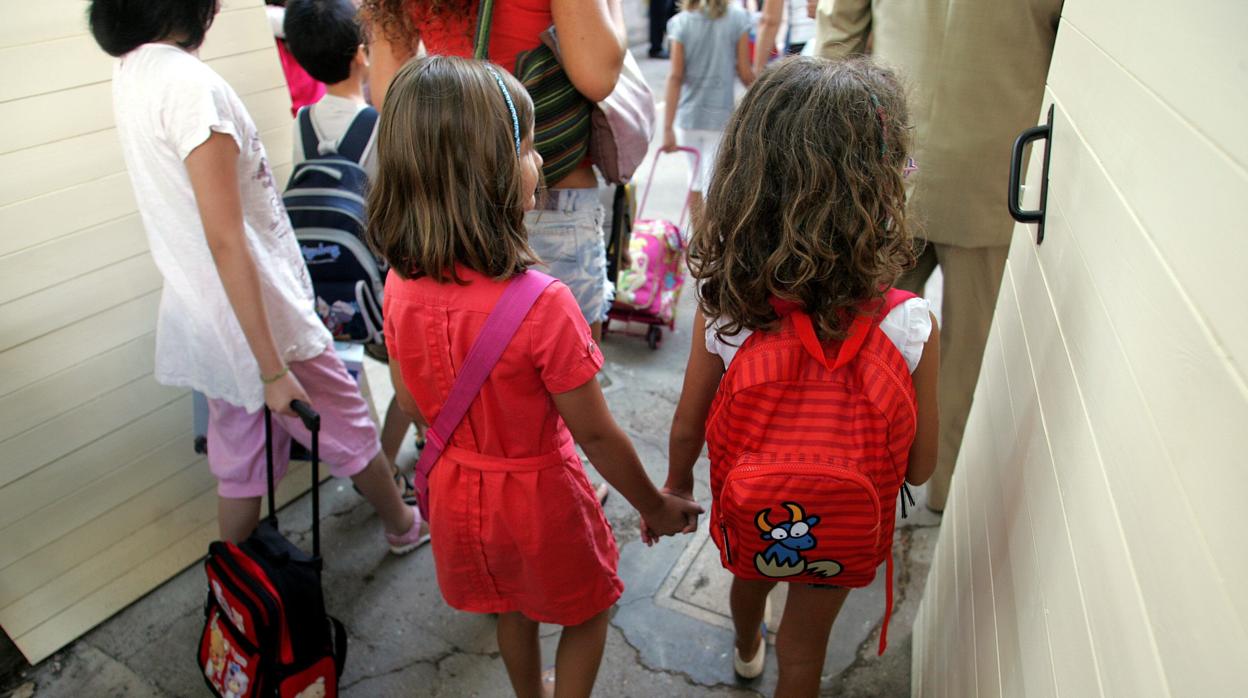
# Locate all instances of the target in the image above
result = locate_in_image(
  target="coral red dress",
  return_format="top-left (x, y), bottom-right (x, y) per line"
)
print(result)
top-left (384, 267), bottom-right (623, 625)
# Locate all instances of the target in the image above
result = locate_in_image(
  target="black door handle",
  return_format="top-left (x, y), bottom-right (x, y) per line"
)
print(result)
top-left (1009, 103), bottom-right (1055, 244)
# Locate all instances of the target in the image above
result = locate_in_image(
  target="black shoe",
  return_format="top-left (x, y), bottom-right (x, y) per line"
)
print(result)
top-left (648, 48), bottom-right (670, 59)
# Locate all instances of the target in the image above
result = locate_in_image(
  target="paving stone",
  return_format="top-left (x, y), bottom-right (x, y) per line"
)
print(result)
top-left (428, 650), bottom-right (515, 697)
top-left (613, 592), bottom-right (765, 691)
top-left (341, 660), bottom-right (440, 698)
top-left (85, 563), bottom-right (206, 666)
top-left (18, 644), bottom-right (163, 698)
top-left (594, 625), bottom-right (761, 698)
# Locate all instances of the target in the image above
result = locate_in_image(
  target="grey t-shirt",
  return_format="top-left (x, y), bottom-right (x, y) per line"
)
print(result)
top-left (668, 6), bottom-right (752, 131)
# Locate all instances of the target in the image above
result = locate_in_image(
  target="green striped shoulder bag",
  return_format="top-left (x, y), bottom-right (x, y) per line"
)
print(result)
top-left (474, 0), bottom-right (593, 185)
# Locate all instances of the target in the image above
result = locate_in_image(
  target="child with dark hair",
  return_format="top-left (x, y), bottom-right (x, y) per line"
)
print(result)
top-left (284, 0), bottom-right (424, 471)
top-left (284, 0), bottom-right (364, 86)
top-left (265, 0), bottom-right (327, 115)
top-left (88, 0), bottom-right (427, 553)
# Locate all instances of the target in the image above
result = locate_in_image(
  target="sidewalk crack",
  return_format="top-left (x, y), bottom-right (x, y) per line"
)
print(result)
top-left (608, 621), bottom-right (763, 696)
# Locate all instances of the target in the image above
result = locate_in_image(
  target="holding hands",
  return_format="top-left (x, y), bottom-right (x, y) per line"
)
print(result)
top-left (640, 486), bottom-right (702, 545)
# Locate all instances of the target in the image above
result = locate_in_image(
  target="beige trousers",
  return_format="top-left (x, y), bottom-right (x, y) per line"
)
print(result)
top-left (898, 241), bottom-right (1009, 511)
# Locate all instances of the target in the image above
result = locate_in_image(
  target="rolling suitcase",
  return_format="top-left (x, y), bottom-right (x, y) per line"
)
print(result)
top-left (606, 146), bottom-right (699, 349)
top-left (198, 401), bottom-right (348, 697)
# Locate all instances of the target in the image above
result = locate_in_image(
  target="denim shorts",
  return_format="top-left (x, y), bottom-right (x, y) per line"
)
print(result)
top-left (525, 187), bottom-right (611, 324)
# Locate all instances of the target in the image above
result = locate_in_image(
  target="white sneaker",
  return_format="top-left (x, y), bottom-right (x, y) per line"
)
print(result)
top-left (733, 597), bottom-right (771, 679)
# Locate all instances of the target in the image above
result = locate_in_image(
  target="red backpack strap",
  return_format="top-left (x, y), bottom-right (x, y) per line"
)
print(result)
top-left (777, 289), bottom-right (918, 371)
top-left (879, 543), bottom-right (895, 655)
top-left (882, 288), bottom-right (917, 315)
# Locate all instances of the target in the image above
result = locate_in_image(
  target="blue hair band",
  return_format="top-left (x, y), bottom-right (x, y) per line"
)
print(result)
top-left (485, 66), bottom-right (521, 155)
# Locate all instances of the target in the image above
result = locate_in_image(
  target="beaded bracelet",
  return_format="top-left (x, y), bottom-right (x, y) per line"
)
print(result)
top-left (260, 365), bottom-right (290, 385)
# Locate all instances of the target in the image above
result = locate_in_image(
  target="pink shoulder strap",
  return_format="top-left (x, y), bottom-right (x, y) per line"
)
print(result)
top-left (412, 270), bottom-right (558, 516)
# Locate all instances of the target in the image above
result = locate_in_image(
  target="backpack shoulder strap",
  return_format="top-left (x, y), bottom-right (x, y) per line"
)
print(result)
top-left (297, 106), bottom-right (320, 161)
top-left (789, 288), bottom-right (920, 372)
top-left (336, 107), bottom-right (379, 164)
top-left (411, 270), bottom-right (557, 514)
top-left (474, 0), bottom-right (495, 59)
top-left (882, 288), bottom-right (917, 315)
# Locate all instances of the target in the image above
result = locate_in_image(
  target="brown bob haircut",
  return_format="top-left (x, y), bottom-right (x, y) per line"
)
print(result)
top-left (690, 56), bottom-right (917, 342)
top-left (367, 55), bottom-right (538, 283)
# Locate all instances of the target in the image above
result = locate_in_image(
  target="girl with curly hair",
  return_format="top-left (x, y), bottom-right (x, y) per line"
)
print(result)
top-left (656, 57), bottom-right (941, 696)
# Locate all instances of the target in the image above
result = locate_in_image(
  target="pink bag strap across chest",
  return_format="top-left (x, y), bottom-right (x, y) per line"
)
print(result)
top-left (412, 270), bottom-right (558, 516)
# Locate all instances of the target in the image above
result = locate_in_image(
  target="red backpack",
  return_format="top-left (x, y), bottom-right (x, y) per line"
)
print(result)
top-left (706, 290), bottom-right (918, 655)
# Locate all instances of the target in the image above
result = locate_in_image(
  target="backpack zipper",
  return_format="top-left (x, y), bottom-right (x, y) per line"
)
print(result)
top-left (214, 551), bottom-right (283, 654)
top-left (207, 556), bottom-right (273, 649)
top-left (222, 547), bottom-right (296, 665)
top-left (205, 595), bottom-right (259, 657)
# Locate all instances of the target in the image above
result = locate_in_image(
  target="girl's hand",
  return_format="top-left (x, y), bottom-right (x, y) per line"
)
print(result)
top-left (640, 486), bottom-right (699, 545)
top-left (264, 371), bottom-right (311, 418)
top-left (661, 130), bottom-right (678, 153)
top-left (662, 478), bottom-right (695, 503)
top-left (641, 492), bottom-right (703, 543)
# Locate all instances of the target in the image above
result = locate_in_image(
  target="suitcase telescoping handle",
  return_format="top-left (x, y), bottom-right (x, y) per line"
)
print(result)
top-left (636, 146), bottom-right (700, 230)
top-left (263, 400), bottom-right (322, 558)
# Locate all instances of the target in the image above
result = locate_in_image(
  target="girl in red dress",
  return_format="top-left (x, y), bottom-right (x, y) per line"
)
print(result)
top-left (368, 56), bottom-right (701, 698)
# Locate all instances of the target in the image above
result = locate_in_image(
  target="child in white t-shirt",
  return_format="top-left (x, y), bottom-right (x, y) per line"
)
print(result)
top-left (284, 0), bottom-right (424, 469)
top-left (88, 0), bottom-right (427, 552)
top-left (662, 0), bottom-right (755, 224)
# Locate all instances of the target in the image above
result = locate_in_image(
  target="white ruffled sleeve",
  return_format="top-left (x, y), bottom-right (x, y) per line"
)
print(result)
top-left (878, 297), bottom-right (934, 373)
top-left (704, 316), bottom-right (751, 369)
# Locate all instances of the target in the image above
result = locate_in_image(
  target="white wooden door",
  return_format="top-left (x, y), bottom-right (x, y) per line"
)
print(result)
top-left (912, 0), bottom-right (1248, 695)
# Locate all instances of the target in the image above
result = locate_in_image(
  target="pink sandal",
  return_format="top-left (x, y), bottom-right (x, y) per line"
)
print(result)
top-left (385, 505), bottom-right (431, 555)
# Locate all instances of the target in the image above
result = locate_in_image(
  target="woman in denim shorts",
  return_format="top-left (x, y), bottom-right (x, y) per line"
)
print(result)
top-left (525, 189), bottom-right (612, 339)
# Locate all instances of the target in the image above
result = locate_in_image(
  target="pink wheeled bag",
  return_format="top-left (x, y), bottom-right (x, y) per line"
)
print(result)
top-left (607, 146), bottom-right (700, 350)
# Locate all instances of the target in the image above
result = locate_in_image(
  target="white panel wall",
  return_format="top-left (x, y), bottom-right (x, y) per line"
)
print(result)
top-left (0, 0), bottom-right (303, 663)
top-left (912, 0), bottom-right (1248, 695)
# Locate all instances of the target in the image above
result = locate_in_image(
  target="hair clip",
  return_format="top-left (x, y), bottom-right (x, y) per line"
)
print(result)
top-left (485, 66), bottom-right (521, 155)
top-left (903, 157), bottom-right (918, 178)
top-left (869, 92), bottom-right (887, 157)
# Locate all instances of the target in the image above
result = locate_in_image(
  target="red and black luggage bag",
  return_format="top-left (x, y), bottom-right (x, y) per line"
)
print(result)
top-left (198, 401), bottom-right (347, 698)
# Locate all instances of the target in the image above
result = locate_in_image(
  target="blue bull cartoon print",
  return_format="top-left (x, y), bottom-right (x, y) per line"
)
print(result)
top-left (753, 502), bottom-right (843, 579)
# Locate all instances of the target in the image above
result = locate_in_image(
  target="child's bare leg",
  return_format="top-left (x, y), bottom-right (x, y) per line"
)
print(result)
top-left (349, 453), bottom-right (416, 535)
top-left (379, 396), bottom-right (411, 466)
top-left (497, 612), bottom-right (544, 698)
top-left (773, 584), bottom-right (851, 698)
top-left (552, 608), bottom-right (610, 698)
top-left (730, 577), bottom-right (775, 658)
top-left (217, 495), bottom-right (262, 542)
